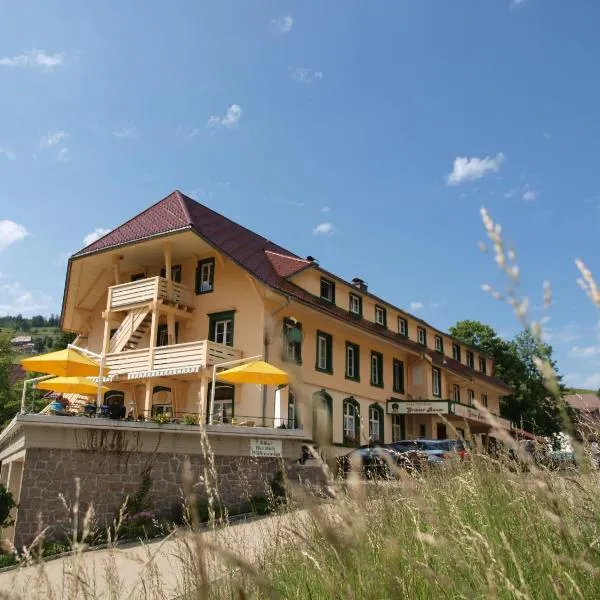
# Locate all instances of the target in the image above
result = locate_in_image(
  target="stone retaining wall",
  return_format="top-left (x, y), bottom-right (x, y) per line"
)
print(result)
top-left (14, 448), bottom-right (279, 549)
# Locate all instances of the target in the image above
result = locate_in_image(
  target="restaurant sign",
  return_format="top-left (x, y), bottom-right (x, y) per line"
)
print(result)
top-left (250, 438), bottom-right (283, 458)
top-left (386, 400), bottom-right (449, 415)
top-left (451, 403), bottom-right (511, 429)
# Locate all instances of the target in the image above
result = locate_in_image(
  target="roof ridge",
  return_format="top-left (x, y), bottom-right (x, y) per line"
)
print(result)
top-left (264, 249), bottom-right (310, 262)
top-left (174, 189), bottom-right (193, 225)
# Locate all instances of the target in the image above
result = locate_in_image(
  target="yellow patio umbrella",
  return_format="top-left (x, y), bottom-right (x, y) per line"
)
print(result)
top-left (216, 360), bottom-right (290, 386)
top-left (35, 376), bottom-right (110, 395)
top-left (21, 348), bottom-right (108, 378)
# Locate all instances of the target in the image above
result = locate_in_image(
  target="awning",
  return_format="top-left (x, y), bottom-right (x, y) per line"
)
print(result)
top-left (35, 376), bottom-right (110, 395)
top-left (22, 348), bottom-right (108, 378)
top-left (217, 360), bottom-right (290, 385)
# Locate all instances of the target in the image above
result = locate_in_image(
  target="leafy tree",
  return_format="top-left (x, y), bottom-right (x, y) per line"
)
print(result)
top-left (33, 338), bottom-right (45, 354)
top-left (53, 331), bottom-right (76, 350)
top-left (449, 321), bottom-right (569, 437)
top-left (0, 335), bottom-right (19, 425)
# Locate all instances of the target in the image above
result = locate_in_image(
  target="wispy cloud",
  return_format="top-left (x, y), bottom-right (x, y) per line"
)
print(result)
top-left (312, 222), bottom-right (334, 236)
top-left (0, 148), bottom-right (16, 160)
top-left (58, 147), bottom-right (70, 162)
top-left (40, 130), bottom-right (68, 148)
top-left (522, 186), bottom-right (537, 202)
top-left (410, 301), bottom-right (423, 311)
top-left (0, 280), bottom-right (52, 315)
top-left (429, 300), bottom-right (446, 309)
top-left (291, 67), bottom-right (324, 84)
top-left (271, 15), bottom-right (294, 34)
top-left (544, 320), bottom-right (581, 344)
top-left (510, 0), bottom-right (527, 10)
top-left (320, 206), bottom-right (330, 213)
top-left (208, 104), bottom-right (242, 129)
top-left (83, 228), bottom-right (111, 247)
top-left (569, 345), bottom-right (600, 360)
top-left (542, 132), bottom-right (552, 141)
top-left (113, 124), bottom-right (139, 139)
top-left (446, 153), bottom-right (505, 186)
top-left (0, 49), bottom-right (64, 70)
top-left (0, 220), bottom-right (29, 252)
top-left (582, 373), bottom-right (600, 389)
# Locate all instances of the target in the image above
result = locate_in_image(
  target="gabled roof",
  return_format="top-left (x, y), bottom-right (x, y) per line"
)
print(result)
top-left (69, 189), bottom-right (511, 394)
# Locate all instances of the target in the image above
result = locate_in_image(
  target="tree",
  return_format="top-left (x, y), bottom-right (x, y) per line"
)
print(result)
top-left (0, 335), bottom-right (18, 425)
top-left (33, 338), bottom-right (45, 354)
top-left (53, 331), bottom-right (76, 350)
top-left (449, 321), bottom-right (569, 437)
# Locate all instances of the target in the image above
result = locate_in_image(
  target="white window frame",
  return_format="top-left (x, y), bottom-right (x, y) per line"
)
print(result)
top-left (214, 319), bottom-right (232, 346)
top-left (479, 358), bottom-right (487, 374)
top-left (287, 392), bottom-right (296, 428)
top-left (466, 352), bottom-right (474, 368)
top-left (468, 389), bottom-right (475, 406)
top-left (435, 336), bottom-right (443, 352)
top-left (371, 353), bottom-right (380, 386)
top-left (452, 344), bottom-right (461, 361)
top-left (346, 345), bottom-right (356, 379)
top-left (200, 262), bottom-right (213, 292)
top-left (432, 367), bottom-right (441, 397)
top-left (375, 306), bottom-right (385, 326)
top-left (369, 407), bottom-right (381, 442)
top-left (393, 360), bottom-right (404, 393)
top-left (212, 398), bottom-right (233, 423)
top-left (418, 327), bottom-right (426, 345)
top-left (343, 402), bottom-right (357, 440)
top-left (398, 317), bottom-right (407, 336)
top-left (320, 279), bottom-right (334, 302)
top-left (317, 335), bottom-right (328, 371)
top-left (391, 414), bottom-right (403, 442)
top-left (453, 384), bottom-right (461, 403)
top-left (284, 322), bottom-right (300, 362)
top-left (349, 294), bottom-right (361, 315)
top-left (481, 394), bottom-right (488, 408)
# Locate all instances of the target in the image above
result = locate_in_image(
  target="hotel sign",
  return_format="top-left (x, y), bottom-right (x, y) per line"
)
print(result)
top-left (386, 400), bottom-right (449, 415)
top-left (250, 438), bottom-right (283, 458)
top-left (451, 403), bottom-right (511, 429)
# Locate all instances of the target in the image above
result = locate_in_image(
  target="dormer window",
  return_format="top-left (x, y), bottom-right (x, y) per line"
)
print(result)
top-left (466, 351), bottom-right (474, 368)
top-left (320, 277), bottom-right (335, 303)
top-left (452, 343), bottom-right (461, 362)
top-left (417, 327), bottom-right (427, 346)
top-left (349, 293), bottom-right (362, 316)
top-left (375, 305), bottom-right (386, 326)
top-left (479, 357), bottom-right (487, 374)
top-left (435, 335), bottom-right (443, 353)
top-left (398, 317), bottom-right (407, 336)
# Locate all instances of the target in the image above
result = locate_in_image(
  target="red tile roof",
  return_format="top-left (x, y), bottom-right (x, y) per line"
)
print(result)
top-left (563, 393), bottom-right (600, 412)
top-left (70, 190), bottom-right (512, 394)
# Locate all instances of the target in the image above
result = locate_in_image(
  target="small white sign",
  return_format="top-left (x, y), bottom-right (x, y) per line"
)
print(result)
top-left (250, 438), bottom-right (283, 458)
top-left (387, 401), bottom-right (449, 415)
top-left (452, 403), bottom-right (487, 423)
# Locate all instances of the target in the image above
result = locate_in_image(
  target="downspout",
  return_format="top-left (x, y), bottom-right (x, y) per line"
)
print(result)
top-left (262, 293), bottom-right (291, 425)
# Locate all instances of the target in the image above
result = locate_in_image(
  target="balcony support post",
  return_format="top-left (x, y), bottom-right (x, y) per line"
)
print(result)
top-left (164, 242), bottom-right (173, 300)
top-left (112, 256), bottom-right (121, 285)
top-left (144, 379), bottom-right (152, 419)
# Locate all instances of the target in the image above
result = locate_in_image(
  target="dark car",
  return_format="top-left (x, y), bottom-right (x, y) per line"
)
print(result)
top-left (440, 439), bottom-right (472, 459)
top-left (388, 439), bottom-right (455, 467)
top-left (337, 445), bottom-right (418, 479)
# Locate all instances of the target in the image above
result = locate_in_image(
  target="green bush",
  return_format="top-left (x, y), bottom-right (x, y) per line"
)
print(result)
top-left (0, 484), bottom-right (16, 530)
top-left (181, 414), bottom-right (200, 425)
top-left (0, 554), bottom-right (17, 568)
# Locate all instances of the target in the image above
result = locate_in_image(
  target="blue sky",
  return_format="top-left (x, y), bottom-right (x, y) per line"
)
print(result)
top-left (0, 0), bottom-right (599, 389)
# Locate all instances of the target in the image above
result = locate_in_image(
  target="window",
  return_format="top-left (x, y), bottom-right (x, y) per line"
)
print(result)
top-left (316, 331), bottom-right (333, 374)
top-left (320, 277), bottom-right (335, 303)
top-left (160, 265), bottom-right (182, 283)
top-left (392, 414), bottom-right (405, 442)
top-left (417, 327), bottom-right (427, 346)
top-left (343, 398), bottom-right (360, 443)
top-left (208, 311), bottom-right (235, 346)
top-left (131, 272), bottom-right (146, 282)
top-left (466, 351), bottom-right (474, 368)
top-left (398, 317), bottom-right (408, 336)
top-left (453, 384), bottom-right (461, 403)
top-left (393, 359), bottom-right (405, 394)
top-left (432, 367), bottom-right (441, 398)
top-left (195, 258), bottom-right (215, 294)
top-left (369, 404), bottom-right (384, 442)
top-left (435, 335), bottom-right (443, 353)
top-left (452, 343), bottom-right (461, 362)
top-left (287, 391), bottom-right (298, 428)
top-left (283, 319), bottom-right (302, 364)
top-left (349, 293), bottom-right (362, 316)
top-left (481, 394), bottom-right (488, 408)
top-left (345, 342), bottom-right (360, 381)
top-left (479, 358), bottom-right (487, 374)
top-left (419, 424), bottom-right (426, 438)
top-left (156, 322), bottom-right (179, 347)
top-left (375, 305), bottom-right (387, 327)
top-left (207, 382), bottom-right (234, 424)
top-left (467, 389), bottom-right (475, 406)
top-left (370, 351), bottom-right (384, 387)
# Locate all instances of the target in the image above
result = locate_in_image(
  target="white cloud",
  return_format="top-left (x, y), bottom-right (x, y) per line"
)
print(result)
top-left (291, 67), bottom-right (324, 84)
top-left (0, 49), bottom-right (64, 70)
top-left (271, 15), bottom-right (294, 33)
top-left (312, 222), bottom-right (333, 236)
top-left (0, 220), bottom-right (28, 252)
top-left (510, 0), bottom-right (527, 9)
top-left (0, 148), bottom-right (16, 160)
top-left (83, 228), bottom-right (111, 247)
top-left (208, 104), bottom-right (242, 129)
top-left (446, 153), bottom-right (505, 186)
top-left (0, 281), bottom-right (52, 315)
top-left (544, 320), bottom-right (581, 344)
top-left (320, 206), bottom-right (330, 213)
top-left (504, 188), bottom-right (518, 199)
top-left (113, 125), bottom-right (139, 139)
top-left (429, 301), bottom-right (446, 309)
top-left (569, 345), bottom-right (600, 359)
top-left (542, 132), bottom-right (552, 141)
top-left (410, 302), bottom-right (423, 311)
top-left (58, 148), bottom-right (70, 162)
top-left (582, 373), bottom-right (600, 389)
top-left (40, 130), bottom-right (68, 148)
top-left (523, 187), bottom-right (537, 202)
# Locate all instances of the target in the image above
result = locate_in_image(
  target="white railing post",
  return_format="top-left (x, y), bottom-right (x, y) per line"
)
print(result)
top-left (20, 374), bottom-right (55, 414)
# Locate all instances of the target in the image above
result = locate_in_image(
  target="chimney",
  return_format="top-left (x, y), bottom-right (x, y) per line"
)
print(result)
top-left (306, 255), bottom-right (317, 263)
top-left (352, 277), bottom-right (368, 292)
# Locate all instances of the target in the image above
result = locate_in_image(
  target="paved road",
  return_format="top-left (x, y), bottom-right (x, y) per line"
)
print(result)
top-left (0, 509), bottom-right (314, 599)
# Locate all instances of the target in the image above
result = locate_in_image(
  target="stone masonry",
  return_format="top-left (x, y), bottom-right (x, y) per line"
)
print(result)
top-left (14, 448), bottom-right (279, 549)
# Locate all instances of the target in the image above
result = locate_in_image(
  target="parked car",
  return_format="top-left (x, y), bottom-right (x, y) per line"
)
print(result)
top-left (440, 439), bottom-right (472, 459)
top-left (337, 445), bottom-right (418, 478)
top-left (547, 450), bottom-right (577, 470)
top-left (388, 440), bottom-right (456, 468)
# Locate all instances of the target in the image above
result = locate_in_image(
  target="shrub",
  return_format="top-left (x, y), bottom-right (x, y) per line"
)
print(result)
top-left (0, 485), bottom-right (16, 530)
top-left (181, 414), bottom-right (200, 426)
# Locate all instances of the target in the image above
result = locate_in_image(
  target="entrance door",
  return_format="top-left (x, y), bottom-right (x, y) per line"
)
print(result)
top-left (436, 423), bottom-right (447, 440)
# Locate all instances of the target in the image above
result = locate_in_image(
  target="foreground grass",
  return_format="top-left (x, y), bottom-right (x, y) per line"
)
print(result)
top-left (219, 456), bottom-right (600, 599)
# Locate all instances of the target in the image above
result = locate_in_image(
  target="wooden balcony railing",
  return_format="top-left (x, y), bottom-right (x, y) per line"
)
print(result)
top-left (105, 341), bottom-right (242, 378)
top-left (108, 277), bottom-right (193, 310)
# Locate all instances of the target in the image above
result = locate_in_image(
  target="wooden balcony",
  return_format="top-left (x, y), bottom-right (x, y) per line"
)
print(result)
top-left (105, 341), bottom-right (242, 379)
top-left (108, 277), bottom-right (193, 311)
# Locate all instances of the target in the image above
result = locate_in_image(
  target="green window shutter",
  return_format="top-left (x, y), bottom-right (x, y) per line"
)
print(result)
top-left (327, 333), bottom-right (333, 371)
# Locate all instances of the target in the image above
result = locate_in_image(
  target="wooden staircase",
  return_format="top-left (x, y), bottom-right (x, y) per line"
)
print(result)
top-left (109, 307), bottom-right (152, 353)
